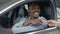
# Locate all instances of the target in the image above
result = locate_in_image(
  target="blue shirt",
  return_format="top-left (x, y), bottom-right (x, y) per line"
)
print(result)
top-left (12, 16), bottom-right (47, 33)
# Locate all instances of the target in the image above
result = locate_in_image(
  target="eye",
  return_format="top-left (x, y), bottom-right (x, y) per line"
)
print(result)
top-left (31, 8), bottom-right (34, 10)
top-left (30, 7), bottom-right (35, 10)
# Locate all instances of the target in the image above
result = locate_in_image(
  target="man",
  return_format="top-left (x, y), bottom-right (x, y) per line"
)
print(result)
top-left (12, 3), bottom-right (47, 33)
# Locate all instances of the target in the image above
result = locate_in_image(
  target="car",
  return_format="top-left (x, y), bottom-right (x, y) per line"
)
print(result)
top-left (0, 0), bottom-right (60, 34)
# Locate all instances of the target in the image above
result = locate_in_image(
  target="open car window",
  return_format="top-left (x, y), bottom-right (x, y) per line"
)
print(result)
top-left (11, 0), bottom-right (57, 34)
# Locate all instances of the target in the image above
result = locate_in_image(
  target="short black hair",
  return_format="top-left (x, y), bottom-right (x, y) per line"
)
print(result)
top-left (28, 2), bottom-right (40, 8)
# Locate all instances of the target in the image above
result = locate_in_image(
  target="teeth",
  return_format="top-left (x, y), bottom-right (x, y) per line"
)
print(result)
top-left (34, 12), bottom-right (38, 14)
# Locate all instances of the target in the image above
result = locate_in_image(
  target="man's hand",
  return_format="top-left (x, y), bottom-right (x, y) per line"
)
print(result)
top-left (23, 19), bottom-right (42, 26)
top-left (23, 21), bottom-right (30, 26)
top-left (29, 19), bottom-right (42, 26)
top-left (46, 20), bottom-right (59, 27)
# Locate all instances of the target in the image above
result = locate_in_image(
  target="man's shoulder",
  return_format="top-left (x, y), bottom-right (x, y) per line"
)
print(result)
top-left (21, 17), bottom-right (28, 20)
top-left (38, 16), bottom-right (47, 21)
top-left (19, 17), bottom-right (29, 22)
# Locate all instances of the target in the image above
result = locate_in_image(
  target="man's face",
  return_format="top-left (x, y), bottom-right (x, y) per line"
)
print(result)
top-left (28, 4), bottom-right (40, 17)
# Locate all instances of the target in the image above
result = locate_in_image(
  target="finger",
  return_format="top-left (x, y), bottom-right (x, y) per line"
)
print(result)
top-left (39, 22), bottom-right (42, 25)
top-left (48, 24), bottom-right (55, 27)
top-left (46, 20), bottom-right (53, 23)
top-left (36, 22), bottom-right (41, 26)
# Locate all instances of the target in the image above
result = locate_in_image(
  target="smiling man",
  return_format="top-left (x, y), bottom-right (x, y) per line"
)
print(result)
top-left (23, 3), bottom-right (42, 26)
top-left (12, 3), bottom-right (48, 33)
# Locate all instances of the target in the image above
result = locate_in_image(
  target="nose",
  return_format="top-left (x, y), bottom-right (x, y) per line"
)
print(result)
top-left (34, 9), bottom-right (40, 12)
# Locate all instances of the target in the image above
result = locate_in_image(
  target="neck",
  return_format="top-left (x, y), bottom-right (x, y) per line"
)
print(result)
top-left (30, 16), bottom-right (38, 20)
top-left (30, 16), bottom-right (34, 20)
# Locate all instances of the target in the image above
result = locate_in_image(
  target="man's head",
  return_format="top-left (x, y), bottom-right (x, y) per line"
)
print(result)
top-left (28, 3), bottom-right (41, 18)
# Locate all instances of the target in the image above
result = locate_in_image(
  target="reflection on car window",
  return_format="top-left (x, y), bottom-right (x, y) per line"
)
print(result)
top-left (0, 0), bottom-right (12, 5)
